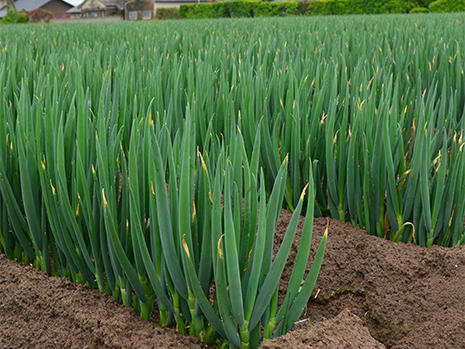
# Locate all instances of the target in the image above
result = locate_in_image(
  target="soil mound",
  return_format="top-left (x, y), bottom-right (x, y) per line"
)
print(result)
top-left (275, 214), bottom-right (465, 349)
top-left (1, 212), bottom-right (464, 348)
top-left (261, 309), bottom-right (385, 348)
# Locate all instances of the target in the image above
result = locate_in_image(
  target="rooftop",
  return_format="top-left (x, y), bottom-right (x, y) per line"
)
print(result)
top-left (0, 0), bottom-right (77, 17)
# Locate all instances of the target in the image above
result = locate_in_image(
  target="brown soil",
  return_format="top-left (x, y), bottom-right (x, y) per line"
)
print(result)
top-left (269, 214), bottom-right (465, 349)
top-left (0, 254), bottom-right (204, 349)
top-left (261, 309), bottom-right (385, 349)
top-left (1, 212), bottom-right (464, 348)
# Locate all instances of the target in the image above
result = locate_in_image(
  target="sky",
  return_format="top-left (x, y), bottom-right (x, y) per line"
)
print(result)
top-left (65, 0), bottom-right (83, 6)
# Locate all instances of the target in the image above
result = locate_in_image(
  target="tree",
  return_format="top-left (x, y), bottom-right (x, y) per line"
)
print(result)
top-left (6, 0), bottom-right (17, 11)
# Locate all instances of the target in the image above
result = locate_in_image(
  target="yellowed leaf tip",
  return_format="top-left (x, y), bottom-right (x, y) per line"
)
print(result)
top-left (247, 244), bottom-right (254, 262)
top-left (396, 169), bottom-right (412, 193)
top-left (182, 234), bottom-right (190, 259)
top-left (50, 180), bottom-right (56, 196)
top-left (151, 181), bottom-right (155, 196)
top-left (404, 222), bottom-right (416, 243)
top-left (324, 217), bottom-right (330, 238)
top-left (300, 183), bottom-right (309, 201)
top-left (198, 151), bottom-right (208, 174)
top-left (284, 153), bottom-right (289, 164)
top-left (102, 188), bottom-right (108, 211)
top-left (448, 206), bottom-right (455, 228)
top-left (217, 234), bottom-right (225, 260)
top-left (333, 130), bottom-right (339, 144)
top-left (192, 198), bottom-right (196, 223)
top-left (92, 164), bottom-right (96, 176)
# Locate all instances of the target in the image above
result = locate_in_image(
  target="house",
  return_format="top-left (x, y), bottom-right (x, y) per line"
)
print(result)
top-left (65, 5), bottom-right (82, 17)
top-left (125, 0), bottom-right (154, 20)
top-left (66, 0), bottom-right (126, 18)
top-left (67, 0), bottom-right (157, 20)
top-left (0, 0), bottom-right (79, 18)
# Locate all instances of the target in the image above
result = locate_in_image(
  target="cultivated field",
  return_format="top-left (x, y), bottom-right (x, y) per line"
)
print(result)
top-left (0, 13), bottom-right (464, 348)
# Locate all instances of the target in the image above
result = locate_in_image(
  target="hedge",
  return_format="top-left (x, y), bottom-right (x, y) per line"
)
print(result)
top-left (381, 0), bottom-right (418, 13)
top-left (179, 0), bottom-right (465, 19)
top-left (410, 6), bottom-right (429, 12)
top-left (179, 1), bottom-right (302, 18)
top-left (429, 0), bottom-right (465, 12)
top-left (155, 8), bottom-right (181, 19)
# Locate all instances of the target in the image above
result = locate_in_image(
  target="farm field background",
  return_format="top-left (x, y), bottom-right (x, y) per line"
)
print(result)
top-left (0, 13), bottom-right (465, 348)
